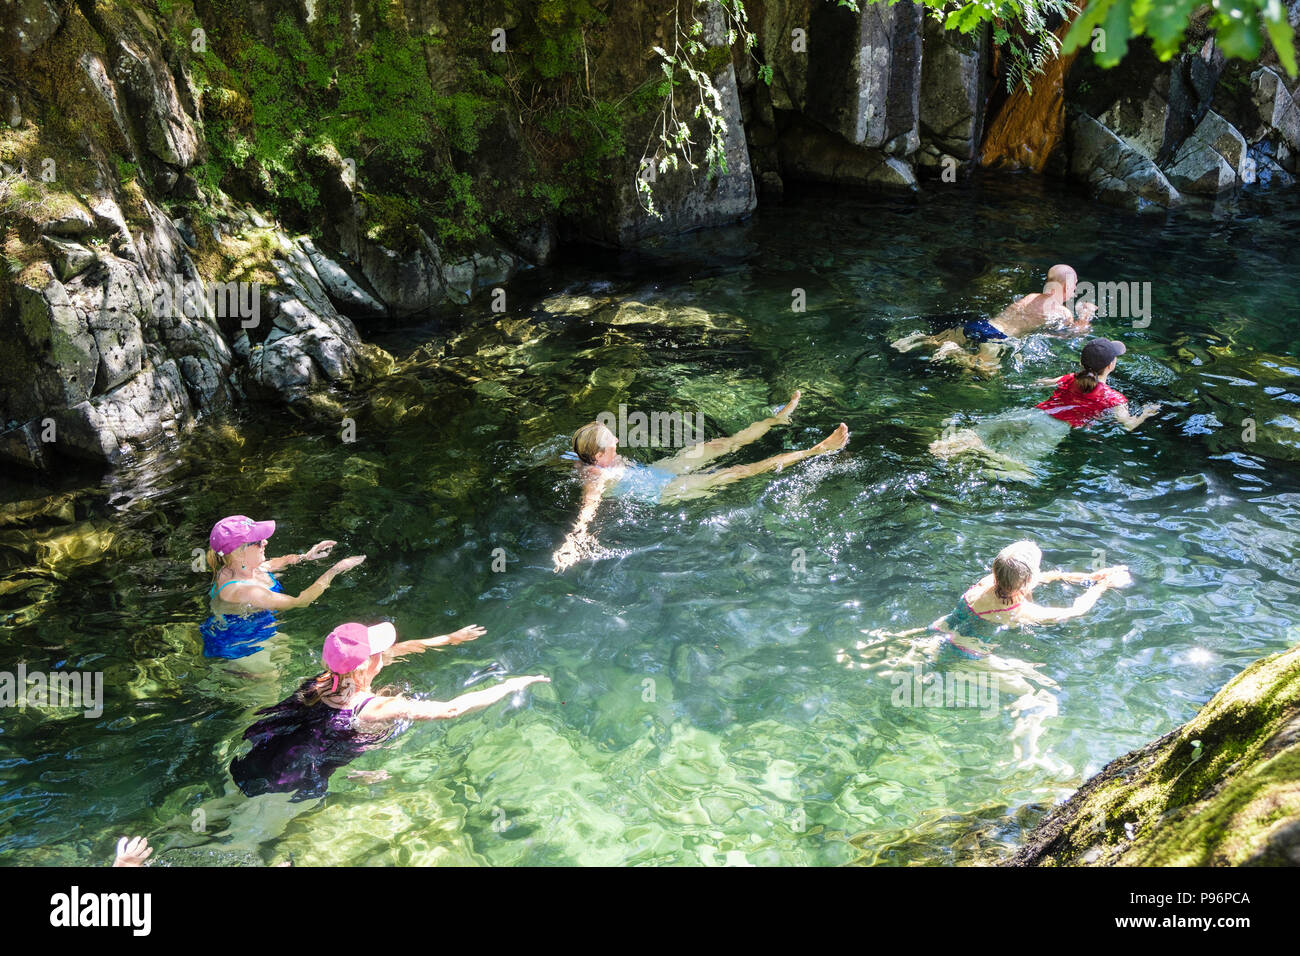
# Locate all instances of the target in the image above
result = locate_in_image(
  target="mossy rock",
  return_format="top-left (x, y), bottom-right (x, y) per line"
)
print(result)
top-left (1010, 640), bottom-right (1300, 866)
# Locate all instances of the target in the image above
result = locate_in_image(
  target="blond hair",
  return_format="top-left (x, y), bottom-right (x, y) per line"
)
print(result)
top-left (993, 541), bottom-right (1041, 602)
top-left (572, 422), bottom-right (616, 464)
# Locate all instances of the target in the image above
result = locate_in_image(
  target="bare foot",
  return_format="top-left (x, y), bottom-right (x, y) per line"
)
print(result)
top-left (892, 331), bottom-right (930, 353)
top-left (347, 769), bottom-right (391, 784)
top-left (930, 341), bottom-right (965, 362)
top-left (929, 429), bottom-right (982, 459)
top-left (772, 389), bottom-right (801, 423)
top-left (811, 423), bottom-right (849, 454)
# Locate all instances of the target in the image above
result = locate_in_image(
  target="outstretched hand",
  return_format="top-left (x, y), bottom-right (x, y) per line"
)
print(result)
top-left (431, 625), bottom-right (486, 647)
top-left (1095, 565), bottom-right (1132, 588)
top-left (113, 836), bottom-right (152, 867)
top-left (332, 554), bottom-right (367, 574)
top-left (304, 540), bottom-right (337, 561)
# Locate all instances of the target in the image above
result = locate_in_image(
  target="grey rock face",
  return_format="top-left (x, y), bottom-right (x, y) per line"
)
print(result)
top-left (578, 60), bottom-right (757, 246)
top-left (1228, 68), bottom-right (1300, 173)
top-left (778, 114), bottom-right (918, 190)
top-left (299, 237), bottom-right (388, 319)
top-left (919, 19), bottom-right (988, 163)
top-left (1164, 111), bottom-right (1249, 194)
top-left (1070, 112), bottom-right (1181, 211)
top-left (805, 0), bottom-right (922, 153)
top-left (5, 0), bottom-right (62, 55)
top-left (42, 238), bottom-right (96, 280)
top-left (12, 276), bottom-right (101, 414)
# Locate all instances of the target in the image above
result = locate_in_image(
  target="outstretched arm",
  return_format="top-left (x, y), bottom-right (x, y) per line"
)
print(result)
top-left (384, 625), bottom-right (486, 662)
top-left (553, 476), bottom-right (606, 572)
top-left (219, 556), bottom-right (366, 610)
top-left (263, 540), bottom-right (337, 571)
top-left (1113, 402), bottom-right (1161, 432)
top-left (1016, 567), bottom-right (1129, 624)
top-left (357, 676), bottom-right (550, 723)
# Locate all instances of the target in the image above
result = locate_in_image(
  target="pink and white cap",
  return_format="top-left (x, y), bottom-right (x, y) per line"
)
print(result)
top-left (322, 622), bottom-right (397, 681)
top-left (209, 515), bottom-right (276, 556)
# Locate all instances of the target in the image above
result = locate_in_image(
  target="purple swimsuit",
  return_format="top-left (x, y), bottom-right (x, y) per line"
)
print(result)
top-left (230, 683), bottom-right (390, 801)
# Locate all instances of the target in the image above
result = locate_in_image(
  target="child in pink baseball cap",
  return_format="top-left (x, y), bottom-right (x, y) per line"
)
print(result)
top-left (307, 621), bottom-right (550, 725)
top-left (201, 514), bottom-right (367, 659)
top-left (230, 622), bottom-right (550, 799)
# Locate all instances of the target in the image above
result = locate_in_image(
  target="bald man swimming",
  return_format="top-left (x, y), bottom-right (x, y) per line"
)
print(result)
top-left (892, 264), bottom-right (1096, 376)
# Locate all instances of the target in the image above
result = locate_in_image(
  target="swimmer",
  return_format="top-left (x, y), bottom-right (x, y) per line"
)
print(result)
top-left (866, 540), bottom-right (1132, 765)
top-left (553, 390), bottom-right (849, 571)
top-left (892, 264), bottom-right (1096, 376)
top-left (201, 515), bottom-right (366, 660)
top-left (928, 338), bottom-right (1162, 476)
top-left (230, 622), bottom-right (549, 800)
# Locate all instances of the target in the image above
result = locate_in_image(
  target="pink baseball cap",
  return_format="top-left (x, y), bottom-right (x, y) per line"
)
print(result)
top-left (209, 515), bottom-right (276, 555)
top-left (322, 622), bottom-right (397, 675)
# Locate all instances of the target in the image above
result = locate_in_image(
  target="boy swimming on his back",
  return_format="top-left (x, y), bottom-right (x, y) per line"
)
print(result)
top-left (553, 390), bottom-right (849, 571)
top-left (892, 264), bottom-right (1097, 376)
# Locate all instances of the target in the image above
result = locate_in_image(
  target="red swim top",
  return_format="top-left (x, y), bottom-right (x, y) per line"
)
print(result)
top-left (1035, 374), bottom-right (1127, 428)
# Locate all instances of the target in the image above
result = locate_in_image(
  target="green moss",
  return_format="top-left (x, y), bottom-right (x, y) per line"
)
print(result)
top-left (697, 45), bottom-right (734, 75)
top-left (1018, 643), bottom-right (1300, 866)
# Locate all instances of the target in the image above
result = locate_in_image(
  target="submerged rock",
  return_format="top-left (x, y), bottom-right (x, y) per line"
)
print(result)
top-left (1010, 641), bottom-right (1300, 866)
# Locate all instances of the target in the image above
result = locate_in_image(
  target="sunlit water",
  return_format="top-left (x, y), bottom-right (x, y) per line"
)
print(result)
top-left (2, 176), bottom-right (1299, 866)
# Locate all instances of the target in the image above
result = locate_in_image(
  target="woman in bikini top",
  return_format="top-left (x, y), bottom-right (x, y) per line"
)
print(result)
top-left (929, 541), bottom-right (1133, 659)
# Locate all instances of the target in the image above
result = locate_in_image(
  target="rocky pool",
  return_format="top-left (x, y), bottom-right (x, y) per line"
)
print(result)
top-left (1, 175), bottom-right (1298, 865)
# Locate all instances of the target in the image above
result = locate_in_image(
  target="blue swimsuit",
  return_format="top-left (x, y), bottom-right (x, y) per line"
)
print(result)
top-left (923, 311), bottom-right (1008, 345)
top-left (201, 574), bottom-right (284, 659)
top-left (960, 318), bottom-right (1009, 344)
top-left (612, 462), bottom-right (676, 503)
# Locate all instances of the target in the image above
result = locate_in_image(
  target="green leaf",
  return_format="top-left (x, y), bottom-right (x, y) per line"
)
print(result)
top-left (1263, 0), bottom-right (1299, 76)
top-left (1063, 0), bottom-right (1116, 55)
top-left (1096, 0), bottom-right (1133, 67)
top-left (1214, 5), bottom-right (1264, 61)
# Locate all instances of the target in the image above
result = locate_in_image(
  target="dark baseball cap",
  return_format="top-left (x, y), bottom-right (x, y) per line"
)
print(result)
top-left (1081, 338), bottom-right (1126, 372)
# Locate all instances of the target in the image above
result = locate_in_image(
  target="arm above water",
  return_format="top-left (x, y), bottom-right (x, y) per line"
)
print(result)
top-left (220, 555), bottom-right (366, 610)
top-left (384, 625), bottom-right (486, 662)
top-left (1112, 401), bottom-right (1162, 431)
top-left (1015, 567), bottom-right (1128, 624)
top-left (356, 676), bottom-right (550, 724)
top-left (553, 474), bottom-right (607, 572)
top-left (263, 540), bottom-right (337, 571)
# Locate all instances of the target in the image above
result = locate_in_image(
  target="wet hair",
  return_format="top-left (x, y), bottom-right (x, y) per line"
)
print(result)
top-left (572, 422), bottom-right (616, 464)
top-left (1074, 359), bottom-right (1102, 394)
top-left (992, 542), bottom-right (1041, 603)
top-left (299, 669), bottom-right (361, 708)
top-left (205, 547), bottom-right (236, 583)
top-left (297, 669), bottom-right (396, 710)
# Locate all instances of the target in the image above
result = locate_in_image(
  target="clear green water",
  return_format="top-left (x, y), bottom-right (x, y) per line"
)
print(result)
top-left (2, 176), bottom-right (1299, 866)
